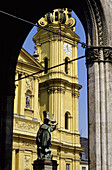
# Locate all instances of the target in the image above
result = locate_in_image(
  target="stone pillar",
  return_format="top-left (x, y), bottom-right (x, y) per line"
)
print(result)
top-left (0, 88), bottom-right (15, 170)
top-left (33, 159), bottom-right (58, 170)
top-left (86, 47), bottom-right (112, 170)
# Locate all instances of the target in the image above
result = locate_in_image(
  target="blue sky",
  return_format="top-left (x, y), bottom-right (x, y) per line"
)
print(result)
top-left (23, 11), bottom-right (88, 138)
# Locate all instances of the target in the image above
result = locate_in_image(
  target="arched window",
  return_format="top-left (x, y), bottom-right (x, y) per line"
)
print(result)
top-left (44, 58), bottom-right (48, 74)
top-left (65, 112), bottom-right (69, 129)
top-left (65, 58), bottom-right (68, 74)
top-left (65, 112), bottom-right (71, 130)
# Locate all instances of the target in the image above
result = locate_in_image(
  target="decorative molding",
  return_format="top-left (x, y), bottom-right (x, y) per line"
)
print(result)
top-left (24, 154), bottom-right (32, 170)
top-left (86, 47), bottom-right (112, 64)
top-left (22, 140), bottom-right (36, 148)
top-left (86, 48), bottom-right (99, 64)
top-left (24, 155), bottom-right (30, 167)
top-left (104, 49), bottom-right (112, 60)
top-left (72, 91), bottom-right (80, 98)
top-left (48, 87), bottom-right (65, 94)
top-left (25, 77), bottom-right (33, 91)
top-left (38, 8), bottom-right (76, 30)
top-left (15, 120), bottom-right (37, 132)
top-left (91, 0), bottom-right (104, 45)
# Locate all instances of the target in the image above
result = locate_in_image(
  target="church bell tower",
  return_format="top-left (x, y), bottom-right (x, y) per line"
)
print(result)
top-left (33, 8), bottom-right (82, 170)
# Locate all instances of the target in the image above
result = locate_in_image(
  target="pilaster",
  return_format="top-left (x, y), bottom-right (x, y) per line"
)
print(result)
top-left (72, 90), bottom-right (80, 134)
top-left (16, 150), bottom-right (24, 170)
top-left (34, 78), bottom-right (39, 120)
top-left (19, 73), bottom-right (25, 117)
top-left (48, 86), bottom-right (65, 129)
top-left (14, 72), bottom-right (19, 114)
top-left (12, 149), bottom-right (16, 170)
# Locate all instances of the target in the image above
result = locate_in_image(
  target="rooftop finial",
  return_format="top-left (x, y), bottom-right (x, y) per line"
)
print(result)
top-left (38, 8), bottom-right (76, 31)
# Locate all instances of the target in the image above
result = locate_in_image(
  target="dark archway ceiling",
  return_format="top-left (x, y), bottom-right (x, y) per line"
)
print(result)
top-left (0, 1), bottom-right (85, 23)
top-left (0, 1), bottom-right (88, 55)
top-left (0, 1), bottom-right (88, 59)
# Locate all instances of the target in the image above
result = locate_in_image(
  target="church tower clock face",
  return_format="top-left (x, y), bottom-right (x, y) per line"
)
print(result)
top-left (63, 43), bottom-right (72, 55)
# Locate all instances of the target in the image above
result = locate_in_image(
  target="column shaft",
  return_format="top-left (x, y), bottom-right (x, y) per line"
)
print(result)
top-left (86, 47), bottom-right (112, 170)
top-left (99, 49), bottom-right (107, 170)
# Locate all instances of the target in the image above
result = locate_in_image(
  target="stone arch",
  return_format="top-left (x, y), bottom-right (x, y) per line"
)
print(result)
top-left (0, 1), bottom-right (111, 170)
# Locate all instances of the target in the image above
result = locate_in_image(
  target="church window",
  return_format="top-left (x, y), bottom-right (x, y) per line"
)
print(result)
top-left (81, 152), bottom-right (86, 160)
top-left (44, 58), bottom-right (48, 74)
top-left (65, 112), bottom-right (69, 129)
top-left (82, 167), bottom-right (86, 170)
top-left (65, 58), bottom-right (68, 74)
top-left (66, 164), bottom-right (70, 170)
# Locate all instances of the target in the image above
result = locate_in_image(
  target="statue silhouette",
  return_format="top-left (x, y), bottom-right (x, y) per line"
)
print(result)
top-left (36, 111), bottom-right (57, 160)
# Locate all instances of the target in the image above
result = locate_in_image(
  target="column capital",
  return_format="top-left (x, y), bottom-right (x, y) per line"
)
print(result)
top-left (72, 90), bottom-right (80, 98)
top-left (48, 87), bottom-right (66, 94)
top-left (86, 46), bottom-right (112, 64)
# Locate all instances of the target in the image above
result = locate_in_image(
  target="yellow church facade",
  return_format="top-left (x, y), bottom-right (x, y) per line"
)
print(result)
top-left (12, 8), bottom-right (83, 170)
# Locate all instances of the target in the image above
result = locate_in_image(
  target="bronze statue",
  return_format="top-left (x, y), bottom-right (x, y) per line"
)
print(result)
top-left (36, 111), bottom-right (57, 160)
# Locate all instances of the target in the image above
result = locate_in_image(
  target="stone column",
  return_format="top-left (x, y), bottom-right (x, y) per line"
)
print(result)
top-left (86, 47), bottom-right (112, 170)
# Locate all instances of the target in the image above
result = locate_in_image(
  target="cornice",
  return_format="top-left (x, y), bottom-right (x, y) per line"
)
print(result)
top-left (40, 71), bottom-right (79, 82)
top-left (20, 48), bottom-right (44, 69)
top-left (33, 24), bottom-right (80, 45)
top-left (16, 65), bottom-right (40, 78)
top-left (39, 78), bottom-right (82, 93)
top-left (39, 72), bottom-right (81, 88)
top-left (51, 140), bottom-right (80, 151)
top-left (13, 132), bottom-right (36, 141)
top-left (17, 60), bottom-right (42, 72)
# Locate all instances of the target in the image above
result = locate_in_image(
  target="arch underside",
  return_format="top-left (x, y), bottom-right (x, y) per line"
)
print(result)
top-left (0, 0), bottom-right (110, 170)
